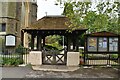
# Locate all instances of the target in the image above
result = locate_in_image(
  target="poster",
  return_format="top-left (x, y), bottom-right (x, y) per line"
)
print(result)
top-left (109, 38), bottom-right (118, 52)
top-left (98, 37), bottom-right (107, 51)
top-left (5, 35), bottom-right (16, 46)
top-left (103, 42), bottom-right (107, 48)
top-left (88, 37), bottom-right (97, 51)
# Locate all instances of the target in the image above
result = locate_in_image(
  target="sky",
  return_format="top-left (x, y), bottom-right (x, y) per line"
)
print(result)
top-left (37, 0), bottom-right (64, 20)
top-left (36, 0), bottom-right (118, 20)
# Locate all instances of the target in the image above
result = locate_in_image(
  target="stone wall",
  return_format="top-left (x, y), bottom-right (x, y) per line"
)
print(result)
top-left (0, 2), bottom-right (37, 50)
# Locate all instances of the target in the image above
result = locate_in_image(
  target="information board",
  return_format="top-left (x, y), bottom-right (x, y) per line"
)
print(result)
top-left (5, 35), bottom-right (16, 46)
top-left (88, 37), bottom-right (97, 51)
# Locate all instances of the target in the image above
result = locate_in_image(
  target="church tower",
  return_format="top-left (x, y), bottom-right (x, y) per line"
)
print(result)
top-left (0, 0), bottom-right (37, 53)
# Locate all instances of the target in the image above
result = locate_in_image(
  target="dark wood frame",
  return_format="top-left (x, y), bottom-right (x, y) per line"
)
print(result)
top-left (22, 29), bottom-right (87, 51)
top-left (84, 31), bottom-right (120, 66)
top-left (5, 34), bottom-right (16, 47)
top-left (85, 32), bottom-right (120, 54)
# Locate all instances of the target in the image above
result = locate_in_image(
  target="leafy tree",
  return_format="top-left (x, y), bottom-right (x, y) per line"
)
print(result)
top-left (45, 35), bottom-right (63, 50)
top-left (56, 0), bottom-right (120, 34)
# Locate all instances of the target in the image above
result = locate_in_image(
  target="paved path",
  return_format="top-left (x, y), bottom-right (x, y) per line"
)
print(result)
top-left (1, 66), bottom-right (119, 79)
top-left (2, 66), bottom-right (32, 78)
top-left (26, 67), bottom-right (119, 78)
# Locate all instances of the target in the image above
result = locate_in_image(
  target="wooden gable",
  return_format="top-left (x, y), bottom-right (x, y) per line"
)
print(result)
top-left (85, 31), bottom-right (120, 37)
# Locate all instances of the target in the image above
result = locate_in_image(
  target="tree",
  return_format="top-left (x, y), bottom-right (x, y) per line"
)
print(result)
top-left (56, 0), bottom-right (120, 34)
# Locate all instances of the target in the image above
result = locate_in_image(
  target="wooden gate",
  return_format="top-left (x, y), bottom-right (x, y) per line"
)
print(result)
top-left (42, 48), bottom-right (67, 65)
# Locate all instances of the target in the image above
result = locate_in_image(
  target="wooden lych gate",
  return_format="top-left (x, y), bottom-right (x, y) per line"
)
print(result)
top-left (22, 16), bottom-right (87, 65)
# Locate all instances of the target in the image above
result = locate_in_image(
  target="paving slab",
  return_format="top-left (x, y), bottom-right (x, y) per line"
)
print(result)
top-left (32, 65), bottom-right (80, 72)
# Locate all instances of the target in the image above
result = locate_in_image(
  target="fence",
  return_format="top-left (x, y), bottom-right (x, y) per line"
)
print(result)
top-left (1, 48), bottom-right (29, 66)
top-left (83, 53), bottom-right (119, 66)
top-left (1, 47), bottom-right (119, 67)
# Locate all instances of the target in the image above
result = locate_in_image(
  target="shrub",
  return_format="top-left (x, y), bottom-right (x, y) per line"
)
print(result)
top-left (2, 57), bottom-right (23, 66)
top-left (15, 45), bottom-right (28, 54)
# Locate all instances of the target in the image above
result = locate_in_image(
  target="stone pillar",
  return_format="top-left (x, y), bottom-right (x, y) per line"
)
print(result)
top-left (67, 52), bottom-right (80, 66)
top-left (24, 33), bottom-right (29, 48)
top-left (29, 51), bottom-right (42, 65)
top-left (37, 35), bottom-right (42, 51)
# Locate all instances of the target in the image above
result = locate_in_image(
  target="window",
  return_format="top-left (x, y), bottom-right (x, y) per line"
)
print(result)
top-left (0, 23), bottom-right (6, 32)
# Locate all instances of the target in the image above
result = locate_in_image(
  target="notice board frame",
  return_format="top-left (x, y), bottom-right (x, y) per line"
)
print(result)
top-left (84, 31), bottom-right (120, 54)
top-left (5, 34), bottom-right (16, 47)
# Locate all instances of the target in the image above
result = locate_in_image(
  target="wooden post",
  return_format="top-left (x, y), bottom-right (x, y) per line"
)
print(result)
top-left (72, 35), bottom-right (76, 51)
top-left (37, 35), bottom-right (42, 51)
top-left (118, 36), bottom-right (120, 75)
top-left (43, 36), bottom-right (45, 47)
top-left (31, 35), bottom-right (35, 50)
top-left (84, 35), bottom-right (87, 65)
top-left (76, 35), bottom-right (79, 51)
top-left (21, 30), bottom-right (24, 46)
top-left (67, 35), bottom-right (71, 51)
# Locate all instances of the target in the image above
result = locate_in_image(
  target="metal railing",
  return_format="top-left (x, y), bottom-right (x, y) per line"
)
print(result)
top-left (83, 53), bottom-right (119, 66)
top-left (1, 48), bottom-right (29, 66)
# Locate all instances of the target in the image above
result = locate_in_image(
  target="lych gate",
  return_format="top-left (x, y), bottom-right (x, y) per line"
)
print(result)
top-left (22, 16), bottom-right (87, 65)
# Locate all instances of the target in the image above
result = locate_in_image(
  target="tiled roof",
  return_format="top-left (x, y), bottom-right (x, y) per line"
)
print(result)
top-left (23, 15), bottom-right (86, 30)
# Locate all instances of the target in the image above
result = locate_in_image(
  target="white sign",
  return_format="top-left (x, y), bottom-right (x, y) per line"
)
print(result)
top-left (6, 35), bottom-right (15, 46)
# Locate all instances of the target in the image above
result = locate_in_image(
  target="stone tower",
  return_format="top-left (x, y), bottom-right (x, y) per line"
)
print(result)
top-left (0, 0), bottom-right (37, 53)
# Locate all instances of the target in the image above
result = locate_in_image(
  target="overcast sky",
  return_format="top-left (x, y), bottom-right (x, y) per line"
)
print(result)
top-left (37, 0), bottom-right (64, 20)
top-left (36, 0), bottom-right (117, 20)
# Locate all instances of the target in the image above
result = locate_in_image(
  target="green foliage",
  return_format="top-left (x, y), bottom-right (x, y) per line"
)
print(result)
top-left (83, 11), bottom-right (109, 32)
top-left (56, 1), bottom-right (120, 34)
top-left (0, 37), bottom-right (5, 53)
top-left (2, 57), bottom-right (23, 66)
top-left (110, 54), bottom-right (118, 58)
top-left (15, 45), bottom-right (28, 54)
top-left (46, 35), bottom-right (62, 44)
top-left (45, 35), bottom-right (63, 50)
top-left (47, 42), bottom-right (63, 50)
top-left (44, 45), bottom-right (59, 50)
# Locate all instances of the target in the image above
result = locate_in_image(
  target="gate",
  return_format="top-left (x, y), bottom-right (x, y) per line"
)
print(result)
top-left (42, 48), bottom-right (67, 65)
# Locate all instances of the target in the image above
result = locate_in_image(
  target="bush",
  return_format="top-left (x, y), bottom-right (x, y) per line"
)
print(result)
top-left (44, 45), bottom-right (58, 50)
top-left (2, 57), bottom-right (23, 66)
top-left (15, 45), bottom-right (28, 54)
top-left (46, 42), bottom-right (63, 50)
top-left (110, 54), bottom-right (118, 58)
